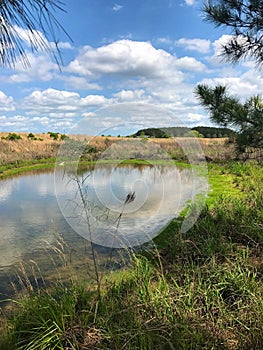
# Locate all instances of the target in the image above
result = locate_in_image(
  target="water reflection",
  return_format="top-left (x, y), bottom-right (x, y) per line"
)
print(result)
top-left (0, 164), bottom-right (207, 299)
top-left (56, 163), bottom-right (206, 248)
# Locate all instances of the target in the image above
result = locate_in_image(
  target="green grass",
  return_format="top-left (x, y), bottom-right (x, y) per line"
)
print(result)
top-left (0, 158), bottom-right (56, 178)
top-left (1, 161), bottom-right (263, 349)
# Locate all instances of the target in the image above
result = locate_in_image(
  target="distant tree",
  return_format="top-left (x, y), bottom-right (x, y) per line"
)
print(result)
top-left (203, 0), bottom-right (263, 66)
top-left (27, 132), bottom-right (36, 139)
top-left (2, 132), bottom-right (22, 140)
top-left (48, 131), bottom-right (59, 140)
top-left (0, 0), bottom-right (70, 68)
top-left (195, 84), bottom-right (263, 150)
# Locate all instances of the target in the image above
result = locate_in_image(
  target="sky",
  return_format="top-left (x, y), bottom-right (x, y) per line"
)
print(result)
top-left (1, 0), bottom-right (263, 136)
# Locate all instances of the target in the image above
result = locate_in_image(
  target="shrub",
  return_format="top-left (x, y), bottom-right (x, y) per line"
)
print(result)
top-left (3, 133), bottom-right (22, 140)
top-left (48, 132), bottom-right (59, 140)
top-left (27, 132), bottom-right (37, 140)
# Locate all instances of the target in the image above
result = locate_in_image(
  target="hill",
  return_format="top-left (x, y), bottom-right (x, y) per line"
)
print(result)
top-left (131, 126), bottom-right (235, 138)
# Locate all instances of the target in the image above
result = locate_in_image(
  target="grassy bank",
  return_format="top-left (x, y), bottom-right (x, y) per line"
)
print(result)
top-left (0, 158), bottom-right (57, 178)
top-left (0, 161), bottom-right (262, 349)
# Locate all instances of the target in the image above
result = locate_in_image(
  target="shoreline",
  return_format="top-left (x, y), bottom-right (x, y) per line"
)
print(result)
top-left (0, 157), bottom-right (192, 179)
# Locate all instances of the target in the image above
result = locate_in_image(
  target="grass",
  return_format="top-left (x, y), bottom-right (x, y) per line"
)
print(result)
top-left (0, 133), bottom-right (236, 163)
top-left (0, 158), bottom-right (57, 178)
top-left (0, 161), bottom-right (262, 349)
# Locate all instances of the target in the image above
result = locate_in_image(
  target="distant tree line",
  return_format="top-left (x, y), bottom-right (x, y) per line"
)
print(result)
top-left (192, 126), bottom-right (235, 138)
top-left (132, 128), bottom-right (171, 139)
top-left (131, 126), bottom-right (235, 139)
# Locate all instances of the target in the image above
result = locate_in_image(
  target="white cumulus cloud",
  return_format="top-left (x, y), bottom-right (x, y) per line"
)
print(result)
top-left (22, 88), bottom-right (113, 121)
top-left (176, 38), bottom-right (211, 53)
top-left (68, 40), bottom-right (196, 78)
top-left (23, 88), bottom-right (81, 112)
top-left (81, 95), bottom-right (111, 106)
top-left (8, 53), bottom-right (58, 83)
top-left (114, 89), bottom-right (146, 101)
top-left (68, 40), bottom-right (172, 78)
top-left (175, 56), bottom-right (207, 71)
top-left (0, 91), bottom-right (15, 111)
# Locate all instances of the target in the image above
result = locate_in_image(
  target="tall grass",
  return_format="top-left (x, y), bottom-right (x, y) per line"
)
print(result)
top-left (1, 161), bottom-right (262, 349)
top-left (0, 134), bottom-right (237, 167)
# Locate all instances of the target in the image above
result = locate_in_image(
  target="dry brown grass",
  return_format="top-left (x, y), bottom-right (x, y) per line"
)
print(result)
top-left (0, 132), bottom-right (61, 165)
top-left (0, 132), bottom-right (237, 165)
top-left (0, 132), bottom-right (54, 142)
top-left (148, 137), bottom-right (236, 161)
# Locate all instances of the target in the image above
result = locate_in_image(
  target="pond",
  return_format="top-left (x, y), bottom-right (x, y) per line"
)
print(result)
top-left (0, 163), bottom-right (207, 300)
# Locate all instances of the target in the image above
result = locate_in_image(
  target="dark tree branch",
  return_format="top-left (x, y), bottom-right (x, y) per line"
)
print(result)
top-left (203, 0), bottom-right (263, 66)
top-left (195, 84), bottom-right (263, 150)
top-left (0, 0), bottom-right (71, 68)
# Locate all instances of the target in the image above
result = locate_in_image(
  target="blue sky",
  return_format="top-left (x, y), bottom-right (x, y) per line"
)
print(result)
top-left (1, 0), bottom-right (262, 135)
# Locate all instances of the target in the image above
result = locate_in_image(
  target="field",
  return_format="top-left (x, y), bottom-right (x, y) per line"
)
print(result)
top-left (0, 132), bottom-right (236, 168)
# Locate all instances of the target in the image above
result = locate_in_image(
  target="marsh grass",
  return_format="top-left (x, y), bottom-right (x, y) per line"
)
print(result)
top-left (0, 134), bottom-right (236, 170)
top-left (1, 161), bottom-right (263, 349)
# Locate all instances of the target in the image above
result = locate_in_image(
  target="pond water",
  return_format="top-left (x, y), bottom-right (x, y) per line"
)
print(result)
top-left (0, 163), bottom-right (207, 299)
